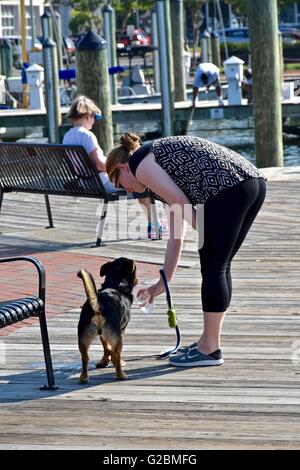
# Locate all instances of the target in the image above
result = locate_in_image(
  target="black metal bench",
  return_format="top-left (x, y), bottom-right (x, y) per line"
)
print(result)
top-left (0, 256), bottom-right (57, 390)
top-left (0, 142), bottom-right (157, 246)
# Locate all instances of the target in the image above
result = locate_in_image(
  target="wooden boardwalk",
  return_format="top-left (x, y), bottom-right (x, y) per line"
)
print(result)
top-left (0, 167), bottom-right (300, 449)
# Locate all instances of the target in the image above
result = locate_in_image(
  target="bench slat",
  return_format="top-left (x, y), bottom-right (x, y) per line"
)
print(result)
top-left (0, 142), bottom-right (156, 245)
top-left (0, 143), bottom-right (105, 196)
top-left (0, 256), bottom-right (57, 390)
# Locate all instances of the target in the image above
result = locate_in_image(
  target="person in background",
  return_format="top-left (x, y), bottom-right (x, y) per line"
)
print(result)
top-left (242, 68), bottom-right (253, 104)
top-left (192, 62), bottom-right (224, 106)
top-left (63, 96), bottom-right (168, 238)
top-left (106, 133), bottom-right (266, 368)
top-left (63, 95), bottom-right (113, 189)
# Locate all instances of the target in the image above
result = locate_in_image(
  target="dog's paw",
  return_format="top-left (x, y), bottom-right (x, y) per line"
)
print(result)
top-left (95, 359), bottom-right (110, 369)
top-left (111, 359), bottom-right (126, 367)
top-left (79, 374), bottom-right (89, 384)
top-left (116, 371), bottom-right (128, 380)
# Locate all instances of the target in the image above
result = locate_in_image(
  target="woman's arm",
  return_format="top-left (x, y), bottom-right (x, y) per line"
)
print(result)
top-left (136, 155), bottom-right (195, 302)
top-left (139, 224), bottom-right (186, 304)
top-left (89, 148), bottom-right (107, 172)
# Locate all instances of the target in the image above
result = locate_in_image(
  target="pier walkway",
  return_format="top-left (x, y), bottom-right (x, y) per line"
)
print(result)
top-left (0, 167), bottom-right (300, 449)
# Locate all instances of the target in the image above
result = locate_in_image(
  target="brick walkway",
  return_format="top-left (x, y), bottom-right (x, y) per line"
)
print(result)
top-left (0, 250), bottom-right (160, 336)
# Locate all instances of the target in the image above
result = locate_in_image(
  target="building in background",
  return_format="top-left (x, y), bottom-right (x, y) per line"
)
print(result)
top-left (0, 1), bottom-right (44, 38)
top-left (280, 1), bottom-right (300, 25)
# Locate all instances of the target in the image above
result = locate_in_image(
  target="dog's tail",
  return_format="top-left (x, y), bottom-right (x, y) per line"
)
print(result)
top-left (77, 269), bottom-right (101, 314)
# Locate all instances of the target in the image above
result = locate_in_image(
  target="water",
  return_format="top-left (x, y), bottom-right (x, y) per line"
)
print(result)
top-left (120, 120), bottom-right (300, 167)
top-left (189, 128), bottom-right (300, 167)
top-left (16, 120), bottom-right (300, 168)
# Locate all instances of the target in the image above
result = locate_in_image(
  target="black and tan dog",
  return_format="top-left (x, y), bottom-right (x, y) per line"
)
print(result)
top-left (77, 257), bottom-right (137, 383)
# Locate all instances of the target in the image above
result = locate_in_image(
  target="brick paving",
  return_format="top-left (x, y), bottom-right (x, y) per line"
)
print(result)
top-left (0, 250), bottom-right (161, 337)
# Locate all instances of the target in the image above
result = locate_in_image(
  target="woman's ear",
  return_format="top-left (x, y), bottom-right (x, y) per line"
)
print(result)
top-left (117, 162), bottom-right (129, 172)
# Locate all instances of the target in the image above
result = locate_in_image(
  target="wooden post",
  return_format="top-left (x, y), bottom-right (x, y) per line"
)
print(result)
top-left (247, 0), bottom-right (283, 167)
top-left (29, 0), bottom-right (36, 50)
top-left (151, 9), bottom-right (160, 93)
top-left (53, 11), bottom-right (63, 72)
top-left (103, 4), bottom-right (118, 105)
top-left (156, 0), bottom-right (175, 136)
top-left (211, 31), bottom-right (221, 68)
top-left (76, 30), bottom-right (113, 154)
top-left (170, 0), bottom-right (186, 101)
top-left (20, 0), bottom-right (27, 65)
top-left (41, 9), bottom-right (53, 41)
top-left (278, 31), bottom-right (284, 85)
top-left (42, 38), bottom-right (61, 143)
top-left (20, 0), bottom-right (29, 108)
top-left (200, 30), bottom-right (212, 62)
top-left (0, 40), bottom-right (13, 78)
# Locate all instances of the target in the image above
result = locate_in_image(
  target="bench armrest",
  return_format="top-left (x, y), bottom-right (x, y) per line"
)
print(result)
top-left (0, 256), bottom-right (46, 303)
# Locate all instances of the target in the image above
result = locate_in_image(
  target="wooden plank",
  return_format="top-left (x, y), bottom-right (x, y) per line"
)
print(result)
top-left (0, 176), bottom-right (300, 449)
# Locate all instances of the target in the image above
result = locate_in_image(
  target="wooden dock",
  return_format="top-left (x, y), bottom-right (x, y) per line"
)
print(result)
top-left (1, 97), bottom-right (300, 136)
top-left (0, 166), bottom-right (300, 449)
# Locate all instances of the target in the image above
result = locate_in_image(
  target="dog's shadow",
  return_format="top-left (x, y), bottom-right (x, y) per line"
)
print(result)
top-left (0, 354), bottom-right (183, 403)
top-left (70, 353), bottom-right (182, 385)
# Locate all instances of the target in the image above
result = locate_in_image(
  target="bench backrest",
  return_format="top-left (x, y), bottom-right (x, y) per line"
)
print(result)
top-left (0, 142), bottom-right (108, 197)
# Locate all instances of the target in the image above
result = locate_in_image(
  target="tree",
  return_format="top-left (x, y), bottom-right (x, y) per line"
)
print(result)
top-left (223, 0), bottom-right (297, 24)
top-left (184, 0), bottom-right (208, 63)
top-left (56, 0), bottom-right (105, 34)
top-left (112, 0), bottom-right (155, 32)
top-left (55, 0), bottom-right (155, 35)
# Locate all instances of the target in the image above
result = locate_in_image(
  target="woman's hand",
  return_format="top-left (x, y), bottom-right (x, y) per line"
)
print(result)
top-left (137, 279), bottom-right (165, 305)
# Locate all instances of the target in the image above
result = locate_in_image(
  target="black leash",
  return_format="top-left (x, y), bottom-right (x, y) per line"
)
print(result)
top-left (158, 269), bottom-right (181, 358)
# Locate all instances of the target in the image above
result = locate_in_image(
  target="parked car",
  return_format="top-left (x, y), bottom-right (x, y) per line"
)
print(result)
top-left (218, 26), bottom-right (300, 64)
top-left (279, 24), bottom-right (300, 33)
top-left (280, 29), bottom-right (300, 45)
top-left (218, 27), bottom-right (249, 44)
top-left (219, 26), bottom-right (300, 46)
top-left (116, 29), bottom-right (151, 49)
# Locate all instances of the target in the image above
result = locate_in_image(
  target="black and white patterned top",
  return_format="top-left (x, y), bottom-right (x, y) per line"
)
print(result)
top-left (129, 135), bottom-right (265, 205)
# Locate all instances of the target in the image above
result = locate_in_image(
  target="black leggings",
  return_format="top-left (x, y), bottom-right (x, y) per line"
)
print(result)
top-left (199, 177), bottom-right (266, 312)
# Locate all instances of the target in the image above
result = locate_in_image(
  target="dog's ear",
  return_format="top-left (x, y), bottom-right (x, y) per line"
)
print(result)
top-left (128, 259), bottom-right (136, 273)
top-left (100, 261), bottom-right (112, 277)
top-left (117, 258), bottom-right (136, 274)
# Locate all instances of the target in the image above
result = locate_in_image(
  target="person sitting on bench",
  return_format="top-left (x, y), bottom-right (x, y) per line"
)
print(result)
top-left (63, 96), bottom-right (168, 238)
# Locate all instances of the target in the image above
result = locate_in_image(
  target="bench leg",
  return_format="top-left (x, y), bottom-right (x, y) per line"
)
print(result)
top-left (0, 191), bottom-right (3, 236)
top-left (96, 201), bottom-right (108, 247)
top-left (44, 195), bottom-right (54, 228)
top-left (38, 311), bottom-right (58, 390)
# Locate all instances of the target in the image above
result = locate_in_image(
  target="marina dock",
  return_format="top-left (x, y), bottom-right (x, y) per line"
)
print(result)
top-left (1, 97), bottom-right (300, 138)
